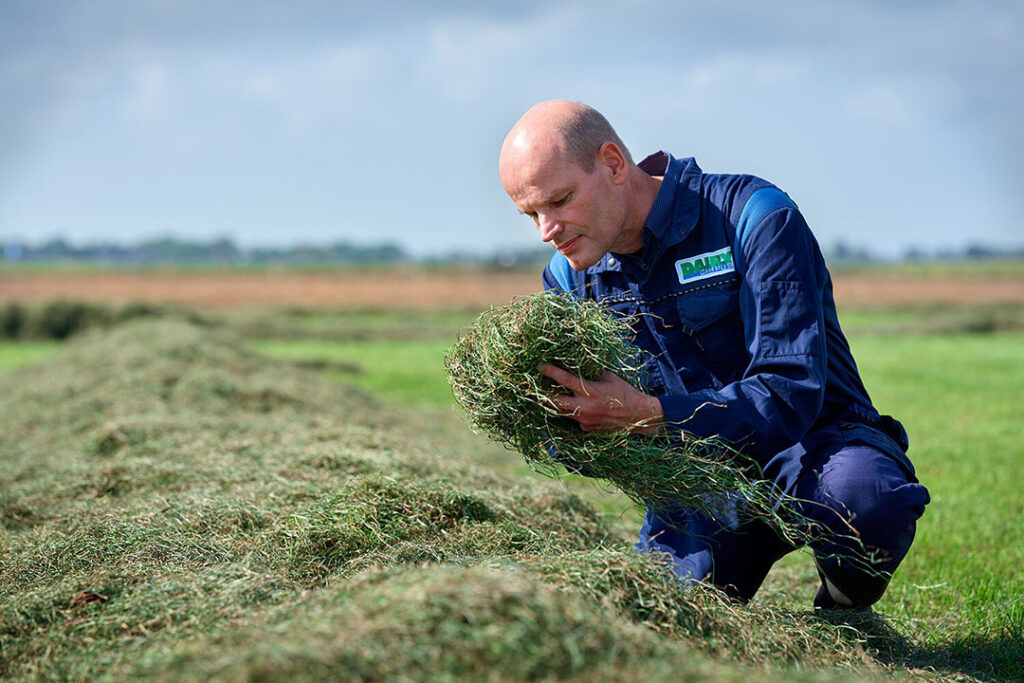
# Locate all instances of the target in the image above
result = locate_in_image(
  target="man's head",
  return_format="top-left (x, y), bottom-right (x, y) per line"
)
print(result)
top-left (499, 100), bottom-right (657, 270)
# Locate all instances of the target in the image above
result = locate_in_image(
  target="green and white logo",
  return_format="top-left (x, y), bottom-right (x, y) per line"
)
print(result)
top-left (675, 247), bottom-right (735, 284)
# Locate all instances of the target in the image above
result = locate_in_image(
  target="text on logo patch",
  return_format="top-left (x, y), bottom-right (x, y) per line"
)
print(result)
top-left (675, 247), bottom-right (735, 284)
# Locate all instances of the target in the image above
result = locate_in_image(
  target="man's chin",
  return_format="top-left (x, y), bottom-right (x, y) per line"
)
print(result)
top-left (565, 255), bottom-right (590, 270)
top-left (565, 252), bottom-right (601, 270)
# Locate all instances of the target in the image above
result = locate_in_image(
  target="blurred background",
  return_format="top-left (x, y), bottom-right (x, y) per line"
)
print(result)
top-left (1, 0), bottom-right (1022, 265)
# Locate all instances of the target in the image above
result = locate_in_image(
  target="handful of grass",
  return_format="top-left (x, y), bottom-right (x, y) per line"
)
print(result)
top-left (444, 291), bottom-right (796, 530)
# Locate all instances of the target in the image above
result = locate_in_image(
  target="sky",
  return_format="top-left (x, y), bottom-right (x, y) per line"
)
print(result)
top-left (1, 0), bottom-right (1022, 258)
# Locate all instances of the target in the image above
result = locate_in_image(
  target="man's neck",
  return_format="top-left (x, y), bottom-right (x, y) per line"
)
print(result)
top-left (616, 169), bottom-right (662, 253)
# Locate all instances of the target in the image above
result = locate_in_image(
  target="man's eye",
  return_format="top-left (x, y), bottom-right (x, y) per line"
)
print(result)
top-left (551, 194), bottom-right (570, 207)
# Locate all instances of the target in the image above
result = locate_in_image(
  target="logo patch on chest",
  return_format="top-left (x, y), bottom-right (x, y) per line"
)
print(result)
top-left (675, 247), bottom-right (735, 284)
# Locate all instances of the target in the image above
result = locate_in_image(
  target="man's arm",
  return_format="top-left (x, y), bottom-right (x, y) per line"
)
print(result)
top-left (656, 201), bottom-right (829, 459)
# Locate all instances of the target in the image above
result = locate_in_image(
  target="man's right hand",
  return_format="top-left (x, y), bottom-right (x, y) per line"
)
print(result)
top-left (539, 364), bottom-right (665, 435)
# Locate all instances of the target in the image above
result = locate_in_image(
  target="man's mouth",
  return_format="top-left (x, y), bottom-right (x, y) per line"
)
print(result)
top-left (557, 236), bottom-right (580, 254)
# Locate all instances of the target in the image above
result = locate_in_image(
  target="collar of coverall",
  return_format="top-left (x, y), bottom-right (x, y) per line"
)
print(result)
top-left (639, 151), bottom-right (702, 248)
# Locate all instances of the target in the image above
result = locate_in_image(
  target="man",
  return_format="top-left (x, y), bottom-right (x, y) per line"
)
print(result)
top-left (498, 100), bottom-right (930, 609)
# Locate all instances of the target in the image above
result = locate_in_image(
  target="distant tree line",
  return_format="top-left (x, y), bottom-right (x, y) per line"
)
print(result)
top-left (825, 240), bottom-right (1024, 265)
top-left (3, 236), bottom-right (1020, 268)
top-left (900, 243), bottom-right (1024, 262)
top-left (0, 237), bottom-right (559, 268)
top-left (0, 237), bottom-right (408, 266)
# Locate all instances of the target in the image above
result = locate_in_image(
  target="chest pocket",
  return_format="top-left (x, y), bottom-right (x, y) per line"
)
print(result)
top-left (674, 276), bottom-right (746, 383)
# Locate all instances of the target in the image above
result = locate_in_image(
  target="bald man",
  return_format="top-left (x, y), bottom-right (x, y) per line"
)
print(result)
top-left (499, 100), bottom-right (930, 610)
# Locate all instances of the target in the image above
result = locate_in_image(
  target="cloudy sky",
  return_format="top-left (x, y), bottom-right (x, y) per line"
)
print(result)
top-left (1, 0), bottom-right (1021, 258)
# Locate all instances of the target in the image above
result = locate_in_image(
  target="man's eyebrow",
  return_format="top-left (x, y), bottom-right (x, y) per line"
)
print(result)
top-left (519, 186), bottom-right (573, 215)
top-left (546, 186), bottom-right (572, 202)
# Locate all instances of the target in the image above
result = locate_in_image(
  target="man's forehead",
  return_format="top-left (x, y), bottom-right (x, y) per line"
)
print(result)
top-left (506, 135), bottom-right (574, 181)
top-left (500, 126), bottom-right (580, 207)
top-left (512, 152), bottom-right (561, 187)
top-left (505, 155), bottom-right (574, 205)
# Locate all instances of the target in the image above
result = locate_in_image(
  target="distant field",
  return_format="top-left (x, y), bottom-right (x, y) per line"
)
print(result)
top-left (0, 266), bottom-right (542, 310)
top-left (2, 262), bottom-right (1023, 309)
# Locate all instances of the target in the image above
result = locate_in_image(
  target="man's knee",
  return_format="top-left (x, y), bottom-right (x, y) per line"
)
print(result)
top-left (813, 449), bottom-right (928, 561)
top-left (808, 448), bottom-right (929, 608)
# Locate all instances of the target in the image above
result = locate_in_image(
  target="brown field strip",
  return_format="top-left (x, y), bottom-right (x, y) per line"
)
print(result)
top-left (1, 268), bottom-right (1022, 309)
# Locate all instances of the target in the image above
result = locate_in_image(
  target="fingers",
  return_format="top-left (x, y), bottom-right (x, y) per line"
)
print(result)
top-left (538, 363), bottom-right (588, 395)
top-left (536, 364), bottom-right (664, 435)
top-left (550, 393), bottom-right (580, 415)
top-left (549, 394), bottom-right (599, 431)
top-left (546, 392), bottom-right (598, 429)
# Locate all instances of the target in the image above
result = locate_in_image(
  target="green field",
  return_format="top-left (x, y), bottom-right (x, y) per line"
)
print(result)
top-left (0, 341), bottom-right (60, 373)
top-left (1, 299), bottom-right (1021, 680)
top-left (254, 339), bottom-right (457, 406)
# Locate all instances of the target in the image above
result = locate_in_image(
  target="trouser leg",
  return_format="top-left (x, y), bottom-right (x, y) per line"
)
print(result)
top-left (792, 443), bottom-right (930, 609)
top-left (637, 503), bottom-right (794, 601)
top-left (636, 431), bottom-right (929, 607)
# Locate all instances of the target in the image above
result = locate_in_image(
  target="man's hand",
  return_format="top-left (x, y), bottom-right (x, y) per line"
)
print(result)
top-left (539, 364), bottom-right (664, 434)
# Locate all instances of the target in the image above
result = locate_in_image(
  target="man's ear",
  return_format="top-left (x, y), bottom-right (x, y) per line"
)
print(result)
top-left (598, 142), bottom-right (628, 185)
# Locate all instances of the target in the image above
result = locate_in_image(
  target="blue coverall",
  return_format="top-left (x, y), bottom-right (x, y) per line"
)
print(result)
top-left (543, 152), bottom-right (930, 607)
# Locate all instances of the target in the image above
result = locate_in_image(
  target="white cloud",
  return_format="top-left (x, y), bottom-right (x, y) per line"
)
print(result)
top-left (326, 44), bottom-right (374, 81)
top-left (243, 71), bottom-right (284, 100)
top-left (685, 55), bottom-right (806, 92)
top-left (845, 82), bottom-right (915, 126)
top-left (419, 5), bottom-right (583, 101)
top-left (124, 62), bottom-right (169, 118)
top-left (234, 43), bottom-right (377, 105)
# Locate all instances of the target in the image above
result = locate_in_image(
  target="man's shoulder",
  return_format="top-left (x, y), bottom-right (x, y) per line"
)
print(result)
top-left (697, 172), bottom-right (801, 248)
top-left (701, 172), bottom-right (781, 215)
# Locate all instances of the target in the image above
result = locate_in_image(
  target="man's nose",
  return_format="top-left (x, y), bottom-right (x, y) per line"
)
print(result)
top-left (538, 214), bottom-right (562, 243)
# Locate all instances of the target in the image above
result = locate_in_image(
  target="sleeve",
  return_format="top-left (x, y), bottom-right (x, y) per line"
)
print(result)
top-left (656, 200), bottom-right (830, 462)
top-left (541, 263), bottom-right (562, 291)
top-left (542, 251), bottom-right (579, 293)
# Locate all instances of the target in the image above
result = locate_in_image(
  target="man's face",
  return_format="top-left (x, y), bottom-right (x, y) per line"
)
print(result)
top-left (500, 142), bottom-right (629, 271)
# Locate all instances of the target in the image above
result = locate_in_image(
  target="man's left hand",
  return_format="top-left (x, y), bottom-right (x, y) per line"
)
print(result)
top-left (539, 364), bottom-right (664, 434)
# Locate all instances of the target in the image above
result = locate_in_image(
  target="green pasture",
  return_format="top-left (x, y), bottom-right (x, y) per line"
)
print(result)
top-left (832, 258), bottom-right (1024, 280)
top-left (851, 334), bottom-right (1024, 642)
top-left (0, 341), bottom-right (60, 373)
top-left (254, 339), bottom-right (456, 406)
top-left (0, 299), bottom-right (1022, 680)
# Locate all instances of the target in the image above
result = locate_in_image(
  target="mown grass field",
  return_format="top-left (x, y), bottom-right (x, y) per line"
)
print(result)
top-left (257, 312), bottom-right (1024, 673)
top-left (1, 264), bottom-right (1022, 681)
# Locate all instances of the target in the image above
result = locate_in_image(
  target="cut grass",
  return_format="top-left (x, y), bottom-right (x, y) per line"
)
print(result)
top-left (0, 319), bottom-right (908, 681)
top-left (443, 292), bottom-right (838, 555)
top-left (1, 302), bottom-right (1022, 680)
